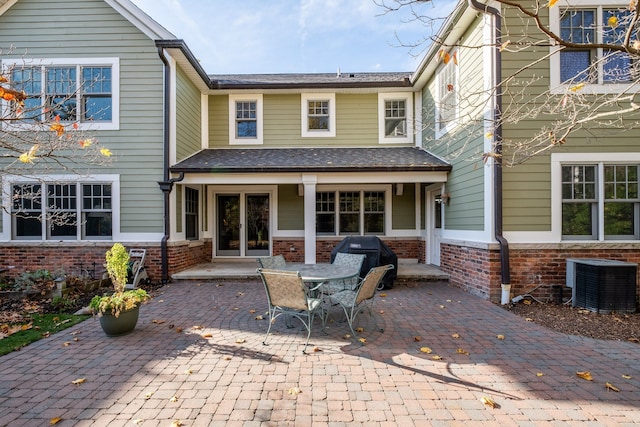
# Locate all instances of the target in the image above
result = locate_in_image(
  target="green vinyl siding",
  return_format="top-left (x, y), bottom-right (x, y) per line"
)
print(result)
top-left (176, 67), bottom-right (202, 161)
top-left (208, 93), bottom-right (386, 147)
top-left (421, 18), bottom-right (485, 231)
top-left (175, 185), bottom-right (183, 233)
top-left (392, 184), bottom-right (416, 229)
top-left (208, 95), bottom-right (229, 147)
top-left (0, 0), bottom-right (165, 234)
top-left (278, 185), bottom-right (304, 230)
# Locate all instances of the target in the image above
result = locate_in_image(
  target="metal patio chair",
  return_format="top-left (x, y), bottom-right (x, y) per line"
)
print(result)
top-left (328, 264), bottom-right (394, 341)
top-left (256, 254), bottom-right (286, 270)
top-left (321, 252), bottom-right (366, 295)
top-left (257, 268), bottom-right (325, 354)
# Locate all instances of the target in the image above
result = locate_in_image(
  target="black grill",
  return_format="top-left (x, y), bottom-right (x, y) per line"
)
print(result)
top-left (330, 236), bottom-right (398, 289)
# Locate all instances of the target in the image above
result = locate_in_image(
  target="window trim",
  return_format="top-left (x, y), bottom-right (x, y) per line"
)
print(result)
top-left (228, 94), bottom-right (263, 145)
top-left (184, 186), bottom-right (200, 241)
top-left (552, 152), bottom-right (640, 241)
top-left (315, 187), bottom-right (390, 236)
top-left (378, 92), bottom-right (413, 144)
top-left (434, 50), bottom-right (459, 139)
top-left (2, 174), bottom-right (120, 242)
top-left (1, 57), bottom-right (120, 130)
top-left (549, 0), bottom-right (639, 94)
top-left (301, 93), bottom-right (336, 137)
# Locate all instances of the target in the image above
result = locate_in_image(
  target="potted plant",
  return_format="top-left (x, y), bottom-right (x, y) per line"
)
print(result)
top-left (90, 243), bottom-right (149, 336)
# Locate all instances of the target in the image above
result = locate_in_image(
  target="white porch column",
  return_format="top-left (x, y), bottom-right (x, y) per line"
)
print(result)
top-left (302, 175), bottom-right (317, 264)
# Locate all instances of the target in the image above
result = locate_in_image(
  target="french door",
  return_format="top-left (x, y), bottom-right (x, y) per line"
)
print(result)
top-left (216, 193), bottom-right (270, 257)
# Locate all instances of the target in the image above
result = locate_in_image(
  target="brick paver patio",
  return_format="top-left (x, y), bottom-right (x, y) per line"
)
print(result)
top-left (1, 280), bottom-right (638, 426)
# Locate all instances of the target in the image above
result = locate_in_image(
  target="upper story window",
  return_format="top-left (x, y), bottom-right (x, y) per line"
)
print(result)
top-left (561, 163), bottom-right (639, 240)
top-left (378, 93), bottom-right (413, 144)
top-left (550, 2), bottom-right (639, 92)
top-left (301, 93), bottom-right (336, 137)
top-left (435, 50), bottom-right (459, 137)
top-left (229, 94), bottom-right (263, 144)
top-left (4, 58), bottom-right (119, 130)
top-left (10, 181), bottom-right (113, 241)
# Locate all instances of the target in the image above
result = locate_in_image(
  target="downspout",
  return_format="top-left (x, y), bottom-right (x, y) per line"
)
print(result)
top-left (468, 0), bottom-right (511, 297)
top-left (157, 46), bottom-right (184, 284)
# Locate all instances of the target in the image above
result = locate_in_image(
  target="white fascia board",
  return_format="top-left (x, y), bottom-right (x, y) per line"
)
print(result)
top-left (105, 0), bottom-right (176, 40)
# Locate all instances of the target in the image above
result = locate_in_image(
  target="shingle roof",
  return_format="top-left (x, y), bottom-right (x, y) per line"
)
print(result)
top-left (210, 72), bottom-right (413, 89)
top-left (171, 147), bottom-right (450, 173)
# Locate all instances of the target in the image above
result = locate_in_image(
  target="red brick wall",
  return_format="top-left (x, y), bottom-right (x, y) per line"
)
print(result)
top-left (166, 240), bottom-right (212, 276)
top-left (441, 242), bottom-right (640, 303)
top-left (0, 243), bottom-right (162, 282)
top-left (272, 237), bottom-right (423, 263)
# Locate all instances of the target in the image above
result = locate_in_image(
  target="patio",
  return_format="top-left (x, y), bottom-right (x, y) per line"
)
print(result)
top-left (0, 279), bottom-right (638, 426)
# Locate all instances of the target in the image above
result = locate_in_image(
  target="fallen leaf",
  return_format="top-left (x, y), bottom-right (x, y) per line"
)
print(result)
top-left (71, 378), bottom-right (85, 385)
top-left (236, 338), bottom-right (246, 344)
top-left (288, 387), bottom-right (301, 395)
top-left (355, 327), bottom-right (364, 333)
top-left (439, 305), bottom-right (445, 309)
top-left (343, 334), bottom-right (351, 339)
top-left (576, 371), bottom-right (593, 381)
top-left (569, 82), bottom-right (586, 92)
top-left (379, 293), bottom-right (387, 297)
top-left (525, 318), bottom-right (534, 322)
top-left (62, 342), bottom-right (72, 347)
top-left (358, 337), bottom-right (367, 343)
top-left (152, 319), bottom-right (165, 324)
top-left (202, 333), bottom-right (213, 338)
top-left (537, 372), bottom-right (544, 377)
top-left (255, 315), bottom-right (263, 320)
top-left (249, 309), bottom-right (256, 314)
top-left (379, 310), bottom-right (384, 314)
top-left (456, 348), bottom-right (470, 355)
top-left (523, 300), bottom-right (532, 305)
top-left (481, 396), bottom-right (497, 408)
top-left (451, 333), bottom-right (460, 339)
top-left (192, 325), bottom-right (203, 330)
top-left (605, 382), bottom-right (620, 392)
top-left (144, 392), bottom-right (154, 399)
top-left (175, 327), bottom-right (183, 333)
top-left (237, 292), bottom-right (245, 297)
top-left (414, 336), bottom-right (421, 342)
top-left (132, 419), bottom-right (144, 425)
top-left (420, 347), bottom-right (432, 354)
top-left (50, 417), bottom-right (63, 425)
top-left (628, 337), bottom-right (639, 343)
top-left (169, 396), bottom-right (178, 402)
top-left (431, 355), bottom-right (443, 360)
top-left (622, 374), bottom-right (632, 379)
top-left (170, 421), bottom-right (183, 427)
top-left (224, 356), bottom-right (232, 360)
top-left (496, 334), bottom-right (505, 340)
top-left (184, 369), bottom-right (192, 375)
top-left (313, 346), bottom-right (322, 352)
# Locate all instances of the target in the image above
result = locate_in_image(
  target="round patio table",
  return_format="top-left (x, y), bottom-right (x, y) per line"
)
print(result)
top-left (281, 263), bottom-right (359, 284)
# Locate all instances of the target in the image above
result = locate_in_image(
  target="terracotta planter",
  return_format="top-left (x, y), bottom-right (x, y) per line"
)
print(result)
top-left (98, 305), bottom-right (140, 336)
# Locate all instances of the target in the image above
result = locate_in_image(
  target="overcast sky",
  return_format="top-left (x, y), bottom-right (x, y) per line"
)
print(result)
top-left (129, 0), bottom-right (452, 75)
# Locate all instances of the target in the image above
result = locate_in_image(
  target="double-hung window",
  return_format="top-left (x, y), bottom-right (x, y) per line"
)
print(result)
top-left (185, 187), bottom-right (199, 240)
top-left (378, 93), bottom-right (413, 144)
top-left (316, 190), bottom-right (385, 235)
top-left (562, 163), bottom-right (639, 240)
top-left (5, 58), bottom-right (119, 129)
top-left (550, 2), bottom-right (639, 91)
top-left (11, 181), bottom-right (113, 240)
top-left (435, 50), bottom-right (458, 137)
top-left (301, 93), bottom-right (336, 137)
top-left (229, 94), bottom-right (263, 144)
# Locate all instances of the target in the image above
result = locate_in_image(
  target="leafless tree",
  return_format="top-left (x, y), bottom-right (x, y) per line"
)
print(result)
top-left (375, 0), bottom-right (640, 166)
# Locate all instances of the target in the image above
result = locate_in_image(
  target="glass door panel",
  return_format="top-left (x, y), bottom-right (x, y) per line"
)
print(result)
top-left (217, 194), bottom-right (240, 256)
top-left (246, 194), bottom-right (269, 256)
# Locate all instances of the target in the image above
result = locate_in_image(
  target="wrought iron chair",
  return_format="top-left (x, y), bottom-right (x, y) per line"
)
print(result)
top-left (328, 264), bottom-right (394, 341)
top-left (256, 254), bottom-right (286, 269)
top-left (257, 268), bottom-right (325, 353)
top-left (321, 252), bottom-right (366, 295)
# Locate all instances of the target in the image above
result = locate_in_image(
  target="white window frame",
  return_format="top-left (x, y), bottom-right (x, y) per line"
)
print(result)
top-left (549, 0), bottom-right (640, 94)
top-left (1, 57), bottom-right (120, 131)
top-left (434, 50), bottom-right (459, 139)
top-left (228, 93), bottom-right (263, 145)
top-left (2, 174), bottom-right (120, 242)
top-left (552, 152), bottom-right (640, 241)
top-left (301, 93), bottom-right (336, 137)
top-left (378, 92), bottom-right (413, 144)
top-left (315, 186), bottom-right (391, 236)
